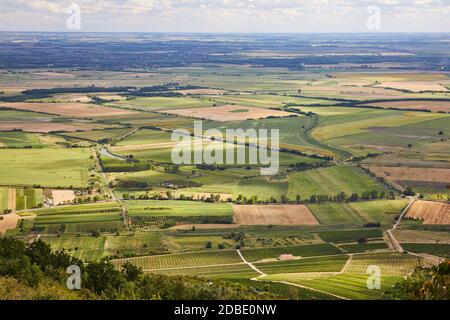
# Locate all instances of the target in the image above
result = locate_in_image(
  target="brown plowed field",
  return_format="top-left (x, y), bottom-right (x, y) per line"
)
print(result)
top-left (406, 200), bottom-right (450, 225)
top-left (0, 213), bottom-right (20, 235)
top-left (233, 204), bottom-right (319, 225)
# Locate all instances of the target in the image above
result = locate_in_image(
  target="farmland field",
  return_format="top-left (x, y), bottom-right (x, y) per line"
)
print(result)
top-left (406, 200), bottom-right (450, 225)
top-left (233, 204), bottom-right (319, 225)
top-left (241, 243), bottom-right (342, 262)
top-left (0, 148), bottom-right (92, 188)
top-left (308, 200), bottom-right (408, 225)
top-left (1, 32), bottom-right (449, 301)
top-left (111, 250), bottom-right (242, 270)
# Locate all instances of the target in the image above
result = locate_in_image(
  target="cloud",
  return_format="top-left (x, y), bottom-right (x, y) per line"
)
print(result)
top-left (0, 0), bottom-right (449, 32)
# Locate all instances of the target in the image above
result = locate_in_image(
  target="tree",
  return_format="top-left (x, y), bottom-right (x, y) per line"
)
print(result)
top-left (296, 194), bottom-right (301, 204)
top-left (357, 237), bottom-right (368, 244)
top-left (205, 241), bottom-right (212, 249)
top-left (122, 262), bottom-right (143, 282)
top-left (349, 193), bottom-right (359, 202)
top-left (336, 192), bottom-right (346, 202)
top-left (404, 186), bottom-right (416, 196)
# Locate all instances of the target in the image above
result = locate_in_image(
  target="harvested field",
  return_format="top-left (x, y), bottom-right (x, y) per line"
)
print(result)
top-left (365, 166), bottom-right (450, 191)
top-left (362, 100), bottom-right (450, 113)
top-left (233, 204), bottom-right (319, 225)
top-left (7, 189), bottom-right (16, 211)
top-left (176, 89), bottom-right (225, 95)
top-left (52, 190), bottom-right (76, 206)
top-left (0, 102), bottom-right (137, 118)
top-left (0, 213), bottom-right (20, 235)
top-left (163, 104), bottom-right (294, 122)
top-left (406, 200), bottom-right (450, 225)
top-left (0, 122), bottom-right (108, 133)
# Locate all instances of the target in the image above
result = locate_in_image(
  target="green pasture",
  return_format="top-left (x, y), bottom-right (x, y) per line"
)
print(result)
top-left (308, 200), bottom-right (408, 226)
top-left (0, 148), bottom-right (92, 188)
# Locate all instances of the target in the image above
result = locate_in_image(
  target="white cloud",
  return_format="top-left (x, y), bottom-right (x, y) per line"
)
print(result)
top-left (0, 0), bottom-right (449, 32)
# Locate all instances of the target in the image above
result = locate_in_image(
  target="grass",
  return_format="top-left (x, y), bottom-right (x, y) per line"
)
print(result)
top-left (308, 200), bottom-right (408, 226)
top-left (402, 243), bottom-right (450, 259)
top-left (34, 212), bottom-right (122, 226)
top-left (233, 164), bottom-right (387, 203)
top-left (204, 116), bottom-right (337, 157)
top-left (318, 229), bottom-right (383, 243)
top-left (265, 273), bottom-right (401, 300)
top-left (124, 200), bottom-right (233, 217)
top-left (125, 200), bottom-right (233, 226)
top-left (111, 250), bottom-right (242, 270)
top-left (32, 202), bottom-right (122, 216)
top-left (0, 148), bottom-right (91, 188)
top-left (0, 188), bottom-right (10, 212)
top-left (14, 188), bottom-right (44, 210)
top-left (153, 263), bottom-right (258, 279)
top-left (63, 128), bottom-right (133, 143)
top-left (339, 242), bottom-right (388, 253)
top-left (31, 202), bottom-right (123, 227)
top-left (0, 131), bottom-right (42, 148)
top-left (42, 232), bottom-right (166, 261)
top-left (231, 278), bottom-right (338, 300)
top-left (254, 255), bottom-right (349, 274)
top-left (287, 166), bottom-right (387, 200)
top-left (263, 252), bottom-right (422, 300)
top-left (241, 243), bottom-right (342, 262)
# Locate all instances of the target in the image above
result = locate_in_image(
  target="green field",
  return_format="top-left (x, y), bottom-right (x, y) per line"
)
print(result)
top-left (43, 232), bottom-right (166, 261)
top-left (241, 243), bottom-right (342, 262)
top-left (308, 200), bottom-right (408, 226)
top-left (287, 166), bottom-right (387, 199)
top-left (255, 255), bottom-right (349, 274)
top-left (402, 243), bottom-right (450, 258)
top-left (0, 148), bottom-right (92, 188)
top-left (339, 242), bottom-right (388, 253)
top-left (116, 129), bottom-right (172, 146)
top-left (31, 202), bottom-right (123, 227)
top-left (32, 202), bottom-right (122, 216)
top-left (125, 200), bottom-right (233, 226)
top-left (153, 263), bottom-right (258, 279)
top-left (0, 131), bottom-right (42, 148)
top-left (0, 188), bottom-right (8, 212)
top-left (111, 250), bottom-right (242, 270)
top-left (63, 128), bottom-right (134, 143)
top-left (318, 229), bottom-right (384, 243)
top-left (264, 252), bottom-right (423, 299)
top-left (14, 188), bottom-right (44, 210)
top-left (125, 200), bottom-right (232, 217)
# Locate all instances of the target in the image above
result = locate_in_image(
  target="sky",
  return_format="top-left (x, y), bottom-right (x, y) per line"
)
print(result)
top-left (0, 0), bottom-right (449, 33)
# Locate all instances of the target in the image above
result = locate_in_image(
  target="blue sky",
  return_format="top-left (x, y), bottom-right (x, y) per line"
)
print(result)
top-left (0, 0), bottom-right (449, 32)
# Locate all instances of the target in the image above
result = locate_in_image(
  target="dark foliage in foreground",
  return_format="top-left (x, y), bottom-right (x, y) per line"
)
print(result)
top-left (0, 238), bottom-right (276, 300)
top-left (384, 261), bottom-right (450, 300)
